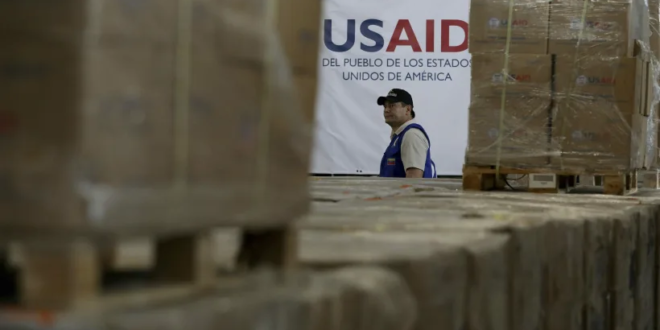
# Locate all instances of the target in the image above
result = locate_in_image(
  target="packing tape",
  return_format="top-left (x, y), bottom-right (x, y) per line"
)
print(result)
top-left (494, 0), bottom-right (516, 180)
top-left (556, 0), bottom-right (590, 170)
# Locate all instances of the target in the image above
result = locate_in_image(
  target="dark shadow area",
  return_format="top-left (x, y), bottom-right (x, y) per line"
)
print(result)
top-left (0, 251), bottom-right (17, 304)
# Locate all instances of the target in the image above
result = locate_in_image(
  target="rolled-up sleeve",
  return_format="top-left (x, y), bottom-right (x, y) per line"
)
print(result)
top-left (401, 129), bottom-right (429, 171)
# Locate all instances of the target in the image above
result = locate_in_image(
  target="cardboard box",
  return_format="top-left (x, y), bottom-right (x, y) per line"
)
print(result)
top-left (278, 0), bottom-right (322, 74)
top-left (0, 0), bottom-right (178, 42)
top-left (470, 54), bottom-right (553, 109)
top-left (550, 102), bottom-right (648, 170)
top-left (0, 266), bottom-right (417, 330)
top-left (553, 55), bottom-right (646, 115)
top-left (469, 0), bottom-right (550, 54)
top-left (293, 74), bottom-right (319, 122)
top-left (548, 1), bottom-right (650, 56)
top-left (466, 106), bottom-right (551, 167)
top-left (467, 54), bottom-right (552, 166)
top-left (0, 1), bottom-right (316, 238)
top-left (0, 0), bottom-right (322, 74)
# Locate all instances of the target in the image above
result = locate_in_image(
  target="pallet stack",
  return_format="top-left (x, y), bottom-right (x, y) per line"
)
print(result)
top-left (31, 177), bottom-right (660, 329)
top-left (98, 177), bottom-right (660, 330)
top-left (465, 0), bottom-right (660, 194)
top-left (0, 0), bottom-right (307, 305)
top-left (299, 177), bottom-right (660, 330)
top-left (0, 1), bottom-right (418, 329)
top-left (0, 267), bottom-right (418, 330)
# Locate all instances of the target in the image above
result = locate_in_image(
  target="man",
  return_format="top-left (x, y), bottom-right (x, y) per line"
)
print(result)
top-left (377, 88), bottom-right (436, 178)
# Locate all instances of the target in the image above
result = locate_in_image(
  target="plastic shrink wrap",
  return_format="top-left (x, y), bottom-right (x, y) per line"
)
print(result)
top-left (0, 0), bottom-right (320, 240)
top-left (467, 0), bottom-right (660, 172)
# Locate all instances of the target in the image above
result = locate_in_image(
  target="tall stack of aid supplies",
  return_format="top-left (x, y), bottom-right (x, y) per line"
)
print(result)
top-left (0, 0), bottom-right (329, 316)
top-left (0, 0), bottom-right (321, 238)
top-left (466, 0), bottom-right (660, 173)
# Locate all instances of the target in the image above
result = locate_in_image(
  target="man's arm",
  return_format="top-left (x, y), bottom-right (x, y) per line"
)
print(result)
top-left (400, 129), bottom-right (430, 178)
top-left (406, 168), bottom-right (424, 178)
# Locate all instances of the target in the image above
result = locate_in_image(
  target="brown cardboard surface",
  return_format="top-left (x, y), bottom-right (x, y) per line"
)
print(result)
top-left (550, 53), bottom-right (655, 171)
top-left (550, 102), bottom-right (646, 170)
top-left (466, 106), bottom-right (550, 167)
top-left (470, 54), bottom-right (552, 103)
top-left (634, 209), bottom-right (656, 330)
top-left (301, 230), bottom-right (510, 330)
top-left (554, 55), bottom-right (643, 111)
top-left (79, 45), bottom-right (176, 186)
top-left (0, 267), bottom-right (417, 330)
top-left (467, 54), bottom-right (552, 167)
top-left (46, 185), bottom-right (660, 330)
top-left (549, 1), bottom-right (649, 57)
top-left (0, 1), bottom-right (316, 238)
top-left (301, 231), bottom-right (471, 330)
top-left (466, 236), bottom-right (509, 330)
top-left (612, 212), bottom-right (638, 330)
top-left (293, 74), bottom-right (319, 122)
top-left (582, 216), bottom-right (614, 330)
top-left (469, 0), bottom-right (549, 54)
top-left (278, 0), bottom-right (322, 74)
top-left (0, 0), bottom-right (178, 43)
top-left (543, 219), bottom-right (585, 330)
top-left (302, 191), bottom-right (660, 330)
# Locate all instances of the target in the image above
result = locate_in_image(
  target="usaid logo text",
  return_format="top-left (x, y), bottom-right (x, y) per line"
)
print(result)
top-left (575, 75), bottom-right (615, 85)
top-left (569, 19), bottom-right (615, 31)
top-left (324, 19), bottom-right (469, 53)
top-left (487, 18), bottom-right (529, 29)
top-left (572, 130), bottom-right (611, 141)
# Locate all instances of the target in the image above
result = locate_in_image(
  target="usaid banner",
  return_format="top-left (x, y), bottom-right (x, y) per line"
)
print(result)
top-left (311, 0), bottom-right (471, 175)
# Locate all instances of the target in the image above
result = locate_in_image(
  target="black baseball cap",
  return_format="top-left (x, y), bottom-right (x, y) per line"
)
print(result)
top-left (377, 88), bottom-right (415, 118)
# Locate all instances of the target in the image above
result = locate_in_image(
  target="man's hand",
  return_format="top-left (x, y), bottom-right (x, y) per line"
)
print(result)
top-left (405, 168), bottom-right (424, 178)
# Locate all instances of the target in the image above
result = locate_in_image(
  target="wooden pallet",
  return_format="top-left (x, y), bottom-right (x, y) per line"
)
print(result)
top-left (0, 226), bottom-right (297, 312)
top-left (639, 169), bottom-right (660, 189)
top-left (462, 165), bottom-right (638, 195)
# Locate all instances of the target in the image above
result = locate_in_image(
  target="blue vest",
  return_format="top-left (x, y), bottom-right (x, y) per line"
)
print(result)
top-left (379, 123), bottom-right (436, 178)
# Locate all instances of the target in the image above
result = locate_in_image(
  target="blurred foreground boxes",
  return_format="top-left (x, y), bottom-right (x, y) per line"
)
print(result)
top-left (0, 0), bottom-right (320, 237)
top-left (0, 267), bottom-right (417, 330)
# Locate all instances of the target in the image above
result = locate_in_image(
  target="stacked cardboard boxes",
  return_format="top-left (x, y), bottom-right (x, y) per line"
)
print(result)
top-left (278, 0), bottom-right (322, 122)
top-left (467, 0), bottom-right (553, 167)
top-left (0, 0), bottom-right (319, 237)
top-left (0, 266), bottom-right (418, 330)
top-left (552, 47), bottom-right (651, 170)
top-left (466, 0), bottom-right (659, 172)
top-left (550, 0), bottom-right (656, 171)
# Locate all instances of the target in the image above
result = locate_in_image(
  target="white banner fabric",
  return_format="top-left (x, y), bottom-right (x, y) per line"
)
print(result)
top-left (310, 0), bottom-right (471, 176)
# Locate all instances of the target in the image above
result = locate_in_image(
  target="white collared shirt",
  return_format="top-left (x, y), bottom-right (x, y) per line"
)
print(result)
top-left (390, 119), bottom-right (430, 171)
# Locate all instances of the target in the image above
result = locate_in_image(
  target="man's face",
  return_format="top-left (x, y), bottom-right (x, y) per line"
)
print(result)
top-left (383, 101), bottom-right (410, 125)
